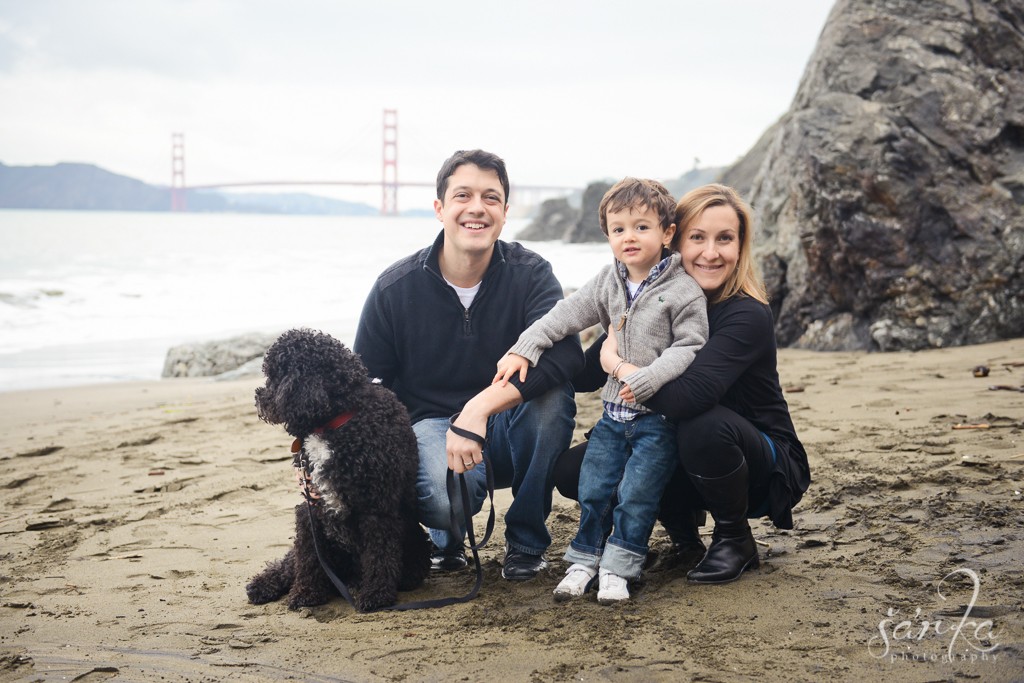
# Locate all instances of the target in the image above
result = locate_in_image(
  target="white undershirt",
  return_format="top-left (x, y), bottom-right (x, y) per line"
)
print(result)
top-left (445, 278), bottom-right (481, 309)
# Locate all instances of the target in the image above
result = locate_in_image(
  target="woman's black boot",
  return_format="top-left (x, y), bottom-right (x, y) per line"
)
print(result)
top-left (660, 469), bottom-right (707, 551)
top-left (686, 461), bottom-right (759, 584)
top-left (647, 506), bottom-right (707, 571)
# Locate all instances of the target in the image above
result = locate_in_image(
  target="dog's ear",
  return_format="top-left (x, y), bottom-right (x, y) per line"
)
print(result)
top-left (326, 343), bottom-right (369, 394)
top-left (275, 374), bottom-right (333, 436)
top-left (257, 374), bottom-right (314, 427)
top-left (254, 385), bottom-right (278, 424)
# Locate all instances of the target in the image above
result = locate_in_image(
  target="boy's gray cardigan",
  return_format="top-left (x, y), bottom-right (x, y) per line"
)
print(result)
top-left (507, 253), bottom-right (708, 410)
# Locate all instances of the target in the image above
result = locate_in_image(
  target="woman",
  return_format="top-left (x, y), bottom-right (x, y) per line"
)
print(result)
top-left (554, 184), bottom-right (810, 584)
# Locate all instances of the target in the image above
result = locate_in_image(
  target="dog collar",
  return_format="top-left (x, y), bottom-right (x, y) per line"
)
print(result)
top-left (291, 411), bottom-right (356, 453)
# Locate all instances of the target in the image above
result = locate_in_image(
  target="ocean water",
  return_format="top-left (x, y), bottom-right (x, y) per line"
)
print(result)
top-left (0, 210), bottom-right (611, 392)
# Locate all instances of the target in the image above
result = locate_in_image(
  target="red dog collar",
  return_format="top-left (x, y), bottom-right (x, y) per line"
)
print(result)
top-left (291, 411), bottom-right (356, 453)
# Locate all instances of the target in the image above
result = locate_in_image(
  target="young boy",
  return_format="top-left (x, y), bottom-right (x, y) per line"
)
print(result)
top-left (494, 178), bottom-right (708, 604)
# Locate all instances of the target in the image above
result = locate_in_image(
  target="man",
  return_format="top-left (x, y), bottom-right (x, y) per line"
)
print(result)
top-left (354, 149), bottom-right (582, 580)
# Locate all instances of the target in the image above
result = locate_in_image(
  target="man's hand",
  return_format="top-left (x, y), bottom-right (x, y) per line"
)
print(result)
top-left (493, 353), bottom-right (530, 386)
top-left (447, 410), bottom-right (486, 474)
top-left (446, 382), bottom-right (524, 474)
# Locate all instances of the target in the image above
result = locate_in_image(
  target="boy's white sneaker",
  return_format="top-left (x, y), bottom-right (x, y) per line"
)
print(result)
top-left (553, 563), bottom-right (597, 602)
top-left (597, 568), bottom-right (630, 605)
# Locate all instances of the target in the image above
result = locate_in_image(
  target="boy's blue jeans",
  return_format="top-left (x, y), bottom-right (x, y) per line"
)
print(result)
top-left (412, 384), bottom-right (575, 557)
top-left (564, 412), bottom-right (677, 579)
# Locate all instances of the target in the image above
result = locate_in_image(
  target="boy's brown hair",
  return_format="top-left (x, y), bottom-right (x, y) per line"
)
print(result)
top-left (598, 178), bottom-right (678, 248)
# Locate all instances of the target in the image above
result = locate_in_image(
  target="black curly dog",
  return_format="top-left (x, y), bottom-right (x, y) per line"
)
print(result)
top-left (245, 328), bottom-right (431, 612)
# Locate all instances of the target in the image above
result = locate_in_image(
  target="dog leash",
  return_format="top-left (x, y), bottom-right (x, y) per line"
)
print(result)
top-left (298, 453), bottom-right (357, 608)
top-left (445, 413), bottom-right (496, 553)
top-left (297, 414), bottom-right (495, 612)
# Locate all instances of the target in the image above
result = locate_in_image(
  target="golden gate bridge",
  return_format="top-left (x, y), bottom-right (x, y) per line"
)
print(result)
top-left (169, 109), bottom-right (579, 215)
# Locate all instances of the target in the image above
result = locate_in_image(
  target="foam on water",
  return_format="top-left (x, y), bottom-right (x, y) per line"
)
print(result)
top-left (0, 210), bottom-right (610, 391)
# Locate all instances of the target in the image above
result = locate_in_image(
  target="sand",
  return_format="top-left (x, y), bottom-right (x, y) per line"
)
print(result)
top-left (1, 339), bottom-right (1022, 682)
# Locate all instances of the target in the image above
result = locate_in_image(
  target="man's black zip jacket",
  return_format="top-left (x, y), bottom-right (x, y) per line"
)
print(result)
top-left (354, 230), bottom-right (584, 425)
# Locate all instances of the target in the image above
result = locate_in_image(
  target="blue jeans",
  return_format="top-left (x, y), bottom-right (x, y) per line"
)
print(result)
top-left (412, 383), bottom-right (576, 556)
top-left (565, 412), bottom-right (677, 579)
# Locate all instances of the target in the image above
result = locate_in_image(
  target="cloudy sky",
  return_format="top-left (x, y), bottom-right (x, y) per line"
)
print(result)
top-left (0, 1), bottom-right (835, 210)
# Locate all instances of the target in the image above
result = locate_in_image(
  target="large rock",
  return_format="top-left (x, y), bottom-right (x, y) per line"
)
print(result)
top-left (162, 332), bottom-right (278, 378)
top-left (516, 196), bottom-right (577, 241)
top-left (565, 181), bottom-right (613, 243)
top-left (731, 0), bottom-right (1024, 351)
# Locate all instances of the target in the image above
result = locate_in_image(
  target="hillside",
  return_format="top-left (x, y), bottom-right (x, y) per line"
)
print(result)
top-left (0, 162), bottom-right (380, 215)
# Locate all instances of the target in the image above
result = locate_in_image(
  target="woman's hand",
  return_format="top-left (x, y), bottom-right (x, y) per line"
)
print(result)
top-left (601, 327), bottom-right (639, 390)
top-left (600, 328), bottom-right (621, 374)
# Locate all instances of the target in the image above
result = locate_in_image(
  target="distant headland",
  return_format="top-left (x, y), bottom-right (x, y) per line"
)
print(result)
top-left (0, 161), bottom-right (426, 216)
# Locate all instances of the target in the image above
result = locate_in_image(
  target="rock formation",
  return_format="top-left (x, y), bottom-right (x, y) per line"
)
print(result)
top-left (162, 332), bottom-right (278, 378)
top-left (516, 197), bottom-right (578, 241)
top-left (564, 181), bottom-right (614, 243)
top-left (730, 0), bottom-right (1024, 351)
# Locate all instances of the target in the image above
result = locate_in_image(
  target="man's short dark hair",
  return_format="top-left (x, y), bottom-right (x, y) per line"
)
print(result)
top-left (436, 150), bottom-right (510, 205)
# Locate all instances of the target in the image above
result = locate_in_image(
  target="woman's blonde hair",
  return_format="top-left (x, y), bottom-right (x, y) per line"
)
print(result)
top-left (675, 184), bottom-right (768, 304)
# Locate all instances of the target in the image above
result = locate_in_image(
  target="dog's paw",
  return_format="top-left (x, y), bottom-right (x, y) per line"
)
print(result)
top-left (246, 576), bottom-right (288, 605)
top-left (245, 553), bottom-right (295, 604)
top-left (397, 573), bottom-right (426, 592)
top-left (286, 588), bottom-right (329, 611)
top-left (246, 584), bottom-right (273, 605)
top-left (354, 586), bottom-right (397, 613)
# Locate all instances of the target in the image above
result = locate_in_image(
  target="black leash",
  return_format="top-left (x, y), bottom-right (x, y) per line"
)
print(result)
top-left (298, 413), bottom-right (495, 612)
top-left (446, 413), bottom-right (497, 554)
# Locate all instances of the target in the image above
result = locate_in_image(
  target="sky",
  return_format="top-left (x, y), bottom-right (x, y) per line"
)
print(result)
top-left (0, 1), bottom-right (836, 211)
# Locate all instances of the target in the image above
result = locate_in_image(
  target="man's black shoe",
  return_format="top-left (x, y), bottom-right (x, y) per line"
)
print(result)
top-left (501, 544), bottom-right (548, 581)
top-left (430, 544), bottom-right (468, 572)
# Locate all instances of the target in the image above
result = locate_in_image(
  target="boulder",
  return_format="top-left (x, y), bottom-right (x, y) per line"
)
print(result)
top-left (211, 356), bottom-right (266, 382)
top-left (162, 332), bottom-right (278, 378)
top-left (516, 196), bottom-right (578, 241)
top-left (565, 181), bottom-right (613, 243)
top-left (730, 0), bottom-right (1024, 351)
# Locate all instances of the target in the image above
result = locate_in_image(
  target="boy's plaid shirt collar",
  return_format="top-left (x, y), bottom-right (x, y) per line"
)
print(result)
top-left (616, 253), bottom-right (672, 304)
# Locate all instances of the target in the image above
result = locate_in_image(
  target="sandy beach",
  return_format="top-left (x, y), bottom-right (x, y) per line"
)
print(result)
top-left (1, 339), bottom-right (1022, 682)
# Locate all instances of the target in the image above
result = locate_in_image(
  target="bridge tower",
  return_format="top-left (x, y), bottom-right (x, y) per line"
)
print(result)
top-left (381, 109), bottom-right (398, 216)
top-left (171, 133), bottom-right (186, 212)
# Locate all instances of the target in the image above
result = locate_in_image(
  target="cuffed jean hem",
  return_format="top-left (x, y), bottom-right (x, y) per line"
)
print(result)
top-left (600, 541), bottom-right (645, 579)
top-left (563, 543), bottom-right (601, 570)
